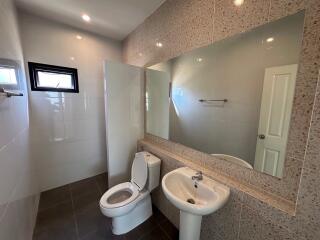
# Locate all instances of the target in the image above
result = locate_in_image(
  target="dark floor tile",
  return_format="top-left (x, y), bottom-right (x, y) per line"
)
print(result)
top-left (159, 220), bottom-right (179, 240)
top-left (81, 224), bottom-right (127, 240)
top-left (38, 185), bottom-right (71, 211)
top-left (124, 215), bottom-right (158, 240)
top-left (73, 190), bottom-right (101, 214)
top-left (70, 177), bottom-right (101, 199)
top-left (139, 226), bottom-right (170, 240)
top-left (95, 172), bottom-right (108, 193)
top-left (76, 203), bottom-right (109, 238)
top-left (33, 173), bottom-right (177, 240)
top-left (35, 201), bottom-right (74, 233)
top-left (33, 224), bottom-right (77, 240)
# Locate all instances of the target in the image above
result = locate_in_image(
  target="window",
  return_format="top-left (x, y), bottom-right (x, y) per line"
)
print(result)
top-left (28, 62), bottom-right (79, 93)
top-left (0, 59), bottom-right (20, 90)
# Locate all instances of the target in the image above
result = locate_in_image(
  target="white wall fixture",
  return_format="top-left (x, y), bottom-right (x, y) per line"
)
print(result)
top-left (162, 167), bottom-right (230, 240)
top-left (104, 61), bottom-right (144, 187)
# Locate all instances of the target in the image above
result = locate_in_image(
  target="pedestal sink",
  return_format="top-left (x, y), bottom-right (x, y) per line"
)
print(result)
top-left (162, 167), bottom-right (230, 240)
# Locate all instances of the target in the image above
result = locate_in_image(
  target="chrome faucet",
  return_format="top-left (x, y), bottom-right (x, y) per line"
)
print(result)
top-left (192, 171), bottom-right (203, 181)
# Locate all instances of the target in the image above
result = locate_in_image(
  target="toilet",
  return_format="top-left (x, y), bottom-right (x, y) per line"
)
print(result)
top-left (99, 151), bottom-right (161, 235)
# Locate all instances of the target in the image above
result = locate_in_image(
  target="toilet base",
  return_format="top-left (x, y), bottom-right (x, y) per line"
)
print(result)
top-left (111, 194), bottom-right (152, 235)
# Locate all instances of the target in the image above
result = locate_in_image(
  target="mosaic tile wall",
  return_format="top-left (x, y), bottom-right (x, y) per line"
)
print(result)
top-left (124, 0), bottom-right (320, 239)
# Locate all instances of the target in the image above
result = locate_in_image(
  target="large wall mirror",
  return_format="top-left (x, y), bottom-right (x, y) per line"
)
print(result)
top-left (145, 12), bottom-right (305, 178)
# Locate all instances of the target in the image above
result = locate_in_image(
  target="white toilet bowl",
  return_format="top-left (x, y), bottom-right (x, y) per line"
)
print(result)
top-left (99, 152), bottom-right (161, 235)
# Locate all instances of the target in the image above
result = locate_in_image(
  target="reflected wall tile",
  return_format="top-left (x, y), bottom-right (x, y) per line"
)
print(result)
top-left (214, 0), bottom-right (270, 42)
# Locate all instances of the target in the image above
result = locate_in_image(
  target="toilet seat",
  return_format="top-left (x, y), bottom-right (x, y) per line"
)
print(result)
top-left (100, 182), bottom-right (139, 209)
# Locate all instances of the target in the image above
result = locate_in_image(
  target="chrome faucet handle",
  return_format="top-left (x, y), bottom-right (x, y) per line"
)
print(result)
top-left (192, 171), bottom-right (203, 181)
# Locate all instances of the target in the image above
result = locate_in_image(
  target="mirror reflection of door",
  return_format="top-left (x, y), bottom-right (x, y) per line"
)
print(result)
top-left (254, 64), bottom-right (298, 178)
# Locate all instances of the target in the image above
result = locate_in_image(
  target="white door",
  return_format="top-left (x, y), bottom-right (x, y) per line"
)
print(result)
top-left (254, 64), bottom-right (298, 178)
top-left (104, 61), bottom-right (144, 187)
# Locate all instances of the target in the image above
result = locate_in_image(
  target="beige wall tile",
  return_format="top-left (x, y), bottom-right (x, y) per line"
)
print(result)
top-left (304, 73), bottom-right (320, 171)
top-left (238, 205), bottom-right (263, 240)
top-left (213, 0), bottom-right (270, 41)
top-left (201, 189), bottom-right (242, 240)
top-left (127, 1), bottom-right (320, 239)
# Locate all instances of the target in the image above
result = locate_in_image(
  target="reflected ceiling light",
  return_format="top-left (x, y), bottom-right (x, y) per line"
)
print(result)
top-left (266, 37), bottom-right (274, 42)
top-left (156, 42), bottom-right (163, 48)
top-left (70, 57), bottom-right (75, 61)
top-left (76, 35), bottom-right (82, 40)
top-left (233, 0), bottom-right (244, 6)
top-left (138, 52), bottom-right (143, 57)
top-left (196, 57), bottom-right (203, 62)
top-left (82, 14), bottom-right (91, 22)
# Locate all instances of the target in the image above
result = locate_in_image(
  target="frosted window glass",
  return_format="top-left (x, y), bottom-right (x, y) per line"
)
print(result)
top-left (0, 67), bottom-right (17, 85)
top-left (37, 71), bottom-right (73, 89)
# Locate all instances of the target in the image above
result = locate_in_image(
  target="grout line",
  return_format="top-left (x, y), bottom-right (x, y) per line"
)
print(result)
top-left (236, 203), bottom-right (243, 240)
top-left (267, 0), bottom-right (272, 22)
top-left (294, 68), bottom-right (320, 210)
top-left (69, 184), bottom-right (80, 240)
top-left (94, 177), bottom-right (103, 195)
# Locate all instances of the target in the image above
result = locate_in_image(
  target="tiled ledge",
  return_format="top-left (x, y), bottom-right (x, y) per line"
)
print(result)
top-left (139, 139), bottom-right (296, 216)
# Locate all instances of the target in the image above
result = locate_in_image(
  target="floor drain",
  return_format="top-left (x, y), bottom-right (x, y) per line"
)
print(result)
top-left (187, 198), bottom-right (195, 204)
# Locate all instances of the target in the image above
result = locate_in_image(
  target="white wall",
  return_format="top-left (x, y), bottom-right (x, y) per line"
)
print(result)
top-left (18, 11), bottom-right (122, 191)
top-left (0, 1), bottom-right (39, 239)
top-left (104, 61), bottom-right (144, 187)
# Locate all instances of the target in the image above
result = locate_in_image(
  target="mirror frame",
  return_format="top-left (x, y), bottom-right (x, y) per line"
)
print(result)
top-left (141, 10), bottom-right (314, 203)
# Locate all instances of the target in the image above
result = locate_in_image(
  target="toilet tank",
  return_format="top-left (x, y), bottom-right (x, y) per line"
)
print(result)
top-left (144, 152), bottom-right (161, 191)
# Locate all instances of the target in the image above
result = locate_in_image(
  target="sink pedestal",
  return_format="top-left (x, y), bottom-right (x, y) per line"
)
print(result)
top-left (179, 211), bottom-right (202, 240)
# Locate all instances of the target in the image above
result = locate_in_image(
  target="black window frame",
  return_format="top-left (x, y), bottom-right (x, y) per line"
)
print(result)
top-left (28, 62), bottom-right (79, 93)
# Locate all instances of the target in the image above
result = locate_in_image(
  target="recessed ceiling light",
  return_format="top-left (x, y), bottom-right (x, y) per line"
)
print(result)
top-left (234, 0), bottom-right (244, 6)
top-left (70, 57), bottom-right (75, 61)
top-left (266, 37), bottom-right (274, 43)
top-left (156, 42), bottom-right (163, 48)
top-left (82, 14), bottom-right (91, 22)
top-left (138, 52), bottom-right (143, 57)
top-left (196, 58), bottom-right (203, 62)
top-left (76, 35), bottom-right (82, 40)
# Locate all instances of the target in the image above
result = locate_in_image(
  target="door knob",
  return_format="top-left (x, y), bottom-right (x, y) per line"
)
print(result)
top-left (258, 134), bottom-right (265, 139)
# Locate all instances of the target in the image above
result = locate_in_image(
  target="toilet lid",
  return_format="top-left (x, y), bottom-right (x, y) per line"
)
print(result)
top-left (131, 152), bottom-right (148, 190)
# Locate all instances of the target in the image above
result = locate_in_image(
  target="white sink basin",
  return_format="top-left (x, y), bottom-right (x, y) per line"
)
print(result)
top-left (162, 167), bottom-right (230, 240)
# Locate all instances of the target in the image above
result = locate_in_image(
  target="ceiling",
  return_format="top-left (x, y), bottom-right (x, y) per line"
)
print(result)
top-left (15, 0), bottom-right (165, 40)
